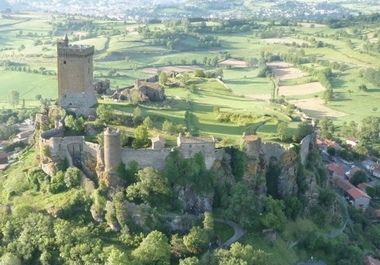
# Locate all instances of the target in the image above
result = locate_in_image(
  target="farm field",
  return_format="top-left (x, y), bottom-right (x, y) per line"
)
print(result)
top-left (1, 11), bottom-right (380, 140)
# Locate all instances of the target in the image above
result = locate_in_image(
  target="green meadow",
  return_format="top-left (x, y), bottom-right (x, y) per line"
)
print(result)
top-left (1, 12), bottom-right (380, 140)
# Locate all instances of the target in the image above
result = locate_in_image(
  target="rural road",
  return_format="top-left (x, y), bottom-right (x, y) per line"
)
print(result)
top-left (214, 218), bottom-right (245, 248)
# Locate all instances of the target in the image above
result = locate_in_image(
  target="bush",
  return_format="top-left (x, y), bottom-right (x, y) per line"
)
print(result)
top-left (193, 69), bottom-right (206, 77)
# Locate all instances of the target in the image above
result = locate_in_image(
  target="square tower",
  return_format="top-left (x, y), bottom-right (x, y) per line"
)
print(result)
top-left (57, 34), bottom-right (97, 109)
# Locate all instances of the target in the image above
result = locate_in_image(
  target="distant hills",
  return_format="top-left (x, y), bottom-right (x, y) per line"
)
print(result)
top-left (1, 0), bottom-right (379, 20)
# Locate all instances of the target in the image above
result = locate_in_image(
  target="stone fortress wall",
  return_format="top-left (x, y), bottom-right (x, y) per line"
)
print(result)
top-left (121, 148), bottom-right (171, 172)
top-left (39, 126), bottom-right (314, 181)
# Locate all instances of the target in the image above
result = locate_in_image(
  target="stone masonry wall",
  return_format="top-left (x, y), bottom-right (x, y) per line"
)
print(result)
top-left (177, 142), bottom-right (216, 169)
top-left (260, 141), bottom-right (290, 163)
top-left (299, 134), bottom-right (312, 166)
top-left (121, 148), bottom-right (171, 171)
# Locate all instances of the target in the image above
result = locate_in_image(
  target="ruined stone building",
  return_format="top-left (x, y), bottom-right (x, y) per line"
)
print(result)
top-left (130, 80), bottom-right (166, 102)
top-left (57, 34), bottom-right (97, 115)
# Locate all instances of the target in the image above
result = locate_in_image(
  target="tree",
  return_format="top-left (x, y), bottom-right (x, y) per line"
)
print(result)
top-left (132, 230), bottom-right (170, 265)
top-left (143, 116), bottom-right (153, 128)
top-left (0, 253), bottom-right (22, 265)
top-left (285, 104), bottom-right (296, 116)
top-left (359, 84), bottom-right (368, 91)
top-left (203, 212), bottom-right (214, 233)
top-left (260, 196), bottom-right (287, 232)
top-left (159, 71), bottom-right (168, 85)
top-left (42, 145), bottom-right (51, 159)
top-left (183, 226), bottom-right (209, 254)
top-left (297, 122), bottom-right (313, 140)
top-left (353, 144), bottom-right (368, 158)
top-left (97, 104), bottom-right (113, 123)
top-left (225, 182), bottom-right (259, 230)
top-left (132, 125), bottom-right (149, 148)
top-left (64, 115), bottom-right (84, 132)
top-left (359, 116), bottom-right (380, 144)
top-left (171, 234), bottom-right (188, 260)
top-left (323, 88), bottom-right (333, 104)
top-left (49, 171), bottom-right (66, 194)
top-left (8, 91), bottom-right (19, 108)
top-left (104, 246), bottom-right (130, 265)
top-left (179, 257), bottom-right (200, 265)
top-left (64, 167), bottom-right (81, 188)
top-left (180, 73), bottom-right (190, 86)
top-left (215, 242), bottom-right (269, 265)
top-left (284, 196), bottom-right (302, 220)
top-left (162, 120), bottom-right (176, 134)
top-left (194, 69), bottom-right (206, 77)
top-left (126, 167), bottom-right (170, 206)
top-left (133, 106), bottom-right (143, 125)
top-left (277, 122), bottom-right (288, 141)
top-left (320, 117), bottom-right (334, 139)
top-left (350, 170), bottom-right (368, 186)
top-left (327, 146), bottom-right (336, 156)
top-left (318, 189), bottom-right (336, 206)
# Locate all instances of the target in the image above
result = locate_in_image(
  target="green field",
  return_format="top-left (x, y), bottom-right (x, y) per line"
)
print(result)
top-left (2, 12), bottom-right (380, 138)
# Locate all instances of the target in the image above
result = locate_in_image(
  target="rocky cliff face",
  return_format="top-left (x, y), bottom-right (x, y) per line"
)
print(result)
top-left (237, 133), bottom-right (317, 199)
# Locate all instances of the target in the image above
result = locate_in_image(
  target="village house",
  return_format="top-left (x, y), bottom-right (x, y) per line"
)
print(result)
top-left (335, 177), bottom-right (371, 209)
top-left (326, 163), bottom-right (345, 179)
top-left (14, 131), bottom-right (33, 144)
top-left (345, 167), bottom-right (364, 180)
top-left (372, 164), bottom-right (380, 179)
top-left (325, 139), bottom-right (342, 151)
top-left (362, 160), bottom-right (376, 171)
top-left (151, 136), bottom-right (166, 150)
top-left (358, 182), bottom-right (373, 193)
top-left (363, 256), bottom-right (380, 265)
top-left (346, 137), bottom-right (359, 147)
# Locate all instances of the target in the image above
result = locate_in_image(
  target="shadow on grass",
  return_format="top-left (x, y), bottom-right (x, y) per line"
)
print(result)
top-left (366, 88), bottom-right (380, 93)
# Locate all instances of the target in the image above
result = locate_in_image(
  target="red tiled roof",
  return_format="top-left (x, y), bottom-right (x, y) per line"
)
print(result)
top-left (336, 177), bottom-right (354, 191)
top-left (327, 163), bottom-right (345, 177)
top-left (363, 256), bottom-right (380, 265)
top-left (316, 139), bottom-right (324, 145)
top-left (358, 183), bottom-right (372, 192)
top-left (347, 187), bottom-right (371, 200)
top-left (350, 167), bottom-right (362, 176)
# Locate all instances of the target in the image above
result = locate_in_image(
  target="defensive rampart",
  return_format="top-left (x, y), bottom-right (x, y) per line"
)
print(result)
top-left (121, 148), bottom-right (170, 171)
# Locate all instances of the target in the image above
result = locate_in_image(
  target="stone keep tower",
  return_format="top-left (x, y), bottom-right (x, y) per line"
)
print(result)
top-left (104, 128), bottom-right (122, 173)
top-left (57, 34), bottom-right (97, 109)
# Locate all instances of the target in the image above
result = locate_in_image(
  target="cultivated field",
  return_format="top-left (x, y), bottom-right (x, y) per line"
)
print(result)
top-left (267, 61), bottom-right (309, 80)
top-left (278, 82), bottom-right (325, 97)
top-left (218, 58), bottom-right (247, 68)
top-left (289, 98), bottom-right (347, 119)
top-left (1, 11), bottom-right (380, 136)
top-left (143, 65), bottom-right (201, 75)
top-left (262, 37), bottom-right (310, 45)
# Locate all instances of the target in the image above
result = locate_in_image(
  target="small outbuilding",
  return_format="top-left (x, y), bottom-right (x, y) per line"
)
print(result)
top-left (151, 136), bottom-right (166, 150)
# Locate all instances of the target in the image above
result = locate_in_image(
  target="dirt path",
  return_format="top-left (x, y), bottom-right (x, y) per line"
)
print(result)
top-left (214, 218), bottom-right (245, 248)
